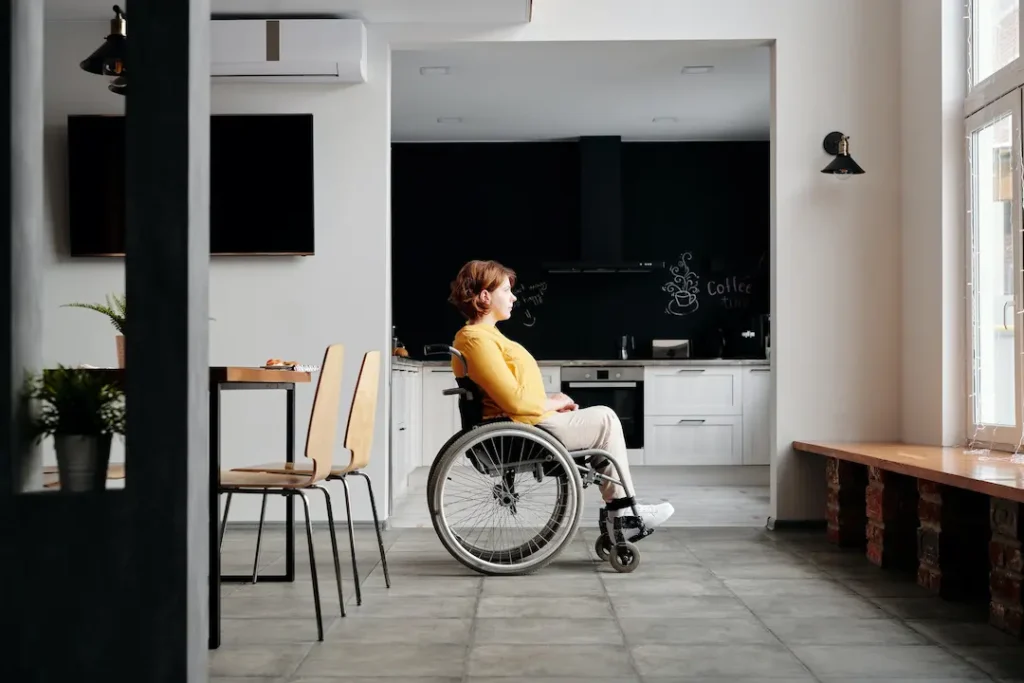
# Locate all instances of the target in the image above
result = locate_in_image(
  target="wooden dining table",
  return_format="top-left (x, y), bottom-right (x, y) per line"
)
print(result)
top-left (79, 366), bottom-right (312, 649)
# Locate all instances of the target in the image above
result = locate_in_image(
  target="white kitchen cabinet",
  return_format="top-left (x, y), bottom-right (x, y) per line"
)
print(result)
top-left (389, 366), bottom-right (421, 502)
top-left (643, 416), bottom-right (743, 466)
top-left (540, 366), bottom-right (562, 393)
top-left (420, 368), bottom-right (462, 467)
top-left (742, 367), bottom-right (771, 465)
top-left (644, 366), bottom-right (742, 416)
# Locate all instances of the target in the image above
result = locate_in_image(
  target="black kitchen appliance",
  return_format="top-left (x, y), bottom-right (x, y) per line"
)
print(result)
top-left (561, 366), bottom-right (643, 449)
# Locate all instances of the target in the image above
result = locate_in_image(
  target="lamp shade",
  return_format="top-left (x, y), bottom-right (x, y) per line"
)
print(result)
top-left (821, 131), bottom-right (865, 175)
top-left (80, 6), bottom-right (126, 77)
top-left (821, 153), bottom-right (865, 175)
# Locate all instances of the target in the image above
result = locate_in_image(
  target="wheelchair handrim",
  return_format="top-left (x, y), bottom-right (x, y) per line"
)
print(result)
top-left (431, 426), bottom-right (581, 574)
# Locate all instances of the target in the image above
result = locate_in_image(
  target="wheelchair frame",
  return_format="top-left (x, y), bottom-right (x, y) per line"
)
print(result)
top-left (422, 343), bottom-right (651, 573)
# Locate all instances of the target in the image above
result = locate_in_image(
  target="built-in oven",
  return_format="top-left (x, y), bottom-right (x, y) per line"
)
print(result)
top-left (561, 366), bottom-right (644, 450)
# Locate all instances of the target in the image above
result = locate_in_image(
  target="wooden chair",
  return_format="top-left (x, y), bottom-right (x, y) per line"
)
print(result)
top-left (232, 349), bottom-right (388, 607)
top-left (218, 343), bottom-right (347, 641)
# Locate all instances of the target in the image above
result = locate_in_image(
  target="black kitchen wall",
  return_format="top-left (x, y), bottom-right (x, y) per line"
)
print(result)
top-left (391, 140), bottom-right (769, 360)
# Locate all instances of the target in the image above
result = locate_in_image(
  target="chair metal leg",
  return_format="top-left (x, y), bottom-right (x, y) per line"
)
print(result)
top-left (339, 476), bottom-right (361, 606)
top-left (316, 484), bottom-right (346, 617)
top-left (352, 470), bottom-right (390, 589)
top-left (251, 493), bottom-right (269, 584)
top-left (219, 491), bottom-right (233, 551)
top-left (297, 491), bottom-right (324, 641)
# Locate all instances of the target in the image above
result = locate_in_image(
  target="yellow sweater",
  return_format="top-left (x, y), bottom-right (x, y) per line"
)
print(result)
top-left (451, 323), bottom-right (554, 425)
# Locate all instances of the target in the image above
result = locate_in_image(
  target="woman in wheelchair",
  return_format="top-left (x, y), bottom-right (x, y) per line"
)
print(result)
top-left (442, 259), bottom-right (674, 564)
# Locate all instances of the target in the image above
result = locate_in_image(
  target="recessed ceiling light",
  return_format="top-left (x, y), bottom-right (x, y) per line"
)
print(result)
top-left (652, 116), bottom-right (679, 123)
top-left (420, 66), bottom-right (451, 76)
top-left (681, 65), bottom-right (714, 74)
top-left (437, 117), bottom-right (463, 124)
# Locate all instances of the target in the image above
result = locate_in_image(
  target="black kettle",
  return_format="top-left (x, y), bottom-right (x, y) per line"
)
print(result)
top-left (618, 335), bottom-right (635, 360)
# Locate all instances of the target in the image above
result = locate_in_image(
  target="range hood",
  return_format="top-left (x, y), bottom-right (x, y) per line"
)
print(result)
top-left (543, 136), bottom-right (665, 274)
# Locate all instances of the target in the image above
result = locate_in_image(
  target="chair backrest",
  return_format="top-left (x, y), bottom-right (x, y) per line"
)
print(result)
top-left (341, 350), bottom-right (381, 472)
top-left (303, 344), bottom-right (346, 482)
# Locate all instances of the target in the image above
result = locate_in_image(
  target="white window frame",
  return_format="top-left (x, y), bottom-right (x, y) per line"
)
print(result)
top-left (965, 0), bottom-right (1024, 118)
top-left (964, 88), bottom-right (1024, 450)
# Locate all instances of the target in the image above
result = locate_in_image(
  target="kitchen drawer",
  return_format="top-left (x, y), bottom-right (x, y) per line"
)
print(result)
top-left (643, 415), bottom-right (743, 466)
top-left (644, 366), bottom-right (742, 416)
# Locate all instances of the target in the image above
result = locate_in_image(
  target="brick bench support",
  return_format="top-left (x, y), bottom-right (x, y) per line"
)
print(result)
top-left (825, 457), bottom-right (867, 547)
top-left (865, 467), bottom-right (918, 570)
top-left (916, 481), bottom-right (989, 599)
top-left (991, 498), bottom-right (1024, 637)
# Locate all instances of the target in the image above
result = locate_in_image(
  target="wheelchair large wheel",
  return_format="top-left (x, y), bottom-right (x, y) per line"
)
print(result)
top-left (428, 421), bottom-right (584, 575)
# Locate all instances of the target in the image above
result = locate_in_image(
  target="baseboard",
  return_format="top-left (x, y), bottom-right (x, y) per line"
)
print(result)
top-left (766, 517), bottom-right (827, 531)
top-left (632, 465), bottom-right (770, 487)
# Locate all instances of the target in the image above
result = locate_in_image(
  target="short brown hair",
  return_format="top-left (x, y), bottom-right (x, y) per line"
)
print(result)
top-left (448, 259), bottom-right (517, 321)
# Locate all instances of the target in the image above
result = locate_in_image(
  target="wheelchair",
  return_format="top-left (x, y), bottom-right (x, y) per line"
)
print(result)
top-left (422, 343), bottom-right (652, 575)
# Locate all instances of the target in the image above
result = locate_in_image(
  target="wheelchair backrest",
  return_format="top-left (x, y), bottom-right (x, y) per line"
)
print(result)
top-left (423, 343), bottom-right (490, 431)
top-left (453, 375), bottom-right (485, 431)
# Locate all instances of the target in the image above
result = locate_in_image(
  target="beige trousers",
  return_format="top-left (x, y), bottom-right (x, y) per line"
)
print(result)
top-left (538, 405), bottom-right (635, 502)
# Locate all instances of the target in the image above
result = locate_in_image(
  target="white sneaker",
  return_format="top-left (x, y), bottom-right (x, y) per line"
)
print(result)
top-left (605, 501), bottom-right (674, 542)
top-left (637, 502), bottom-right (675, 529)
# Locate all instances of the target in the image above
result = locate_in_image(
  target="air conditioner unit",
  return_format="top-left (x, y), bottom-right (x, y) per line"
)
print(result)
top-left (210, 18), bottom-right (367, 84)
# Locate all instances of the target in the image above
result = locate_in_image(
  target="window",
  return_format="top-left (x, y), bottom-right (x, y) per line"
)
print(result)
top-left (965, 90), bottom-right (1023, 448)
top-left (973, 0), bottom-right (1020, 86)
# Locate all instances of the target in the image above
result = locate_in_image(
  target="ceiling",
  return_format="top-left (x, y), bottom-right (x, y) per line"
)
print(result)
top-left (392, 41), bottom-right (771, 142)
top-left (44, 0), bottom-right (531, 23)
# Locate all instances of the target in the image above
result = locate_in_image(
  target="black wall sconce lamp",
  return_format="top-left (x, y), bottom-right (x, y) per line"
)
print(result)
top-left (79, 5), bottom-right (127, 97)
top-left (821, 131), bottom-right (865, 177)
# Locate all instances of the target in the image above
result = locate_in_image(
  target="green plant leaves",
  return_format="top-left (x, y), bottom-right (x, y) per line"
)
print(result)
top-left (23, 366), bottom-right (125, 441)
top-left (62, 293), bottom-right (126, 335)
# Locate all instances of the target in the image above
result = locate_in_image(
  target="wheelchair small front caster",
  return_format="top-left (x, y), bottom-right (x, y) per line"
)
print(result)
top-left (594, 535), bottom-right (612, 561)
top-left (609, 541), bottom-right (641, 573)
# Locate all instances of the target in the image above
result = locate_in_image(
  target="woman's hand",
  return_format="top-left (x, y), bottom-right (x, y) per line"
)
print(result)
top-left (547, 392), bottom-right (578, 412)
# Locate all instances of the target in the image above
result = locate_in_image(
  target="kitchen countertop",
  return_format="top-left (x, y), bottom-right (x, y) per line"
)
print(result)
top-left (392, 357), bottom-right (770, 369)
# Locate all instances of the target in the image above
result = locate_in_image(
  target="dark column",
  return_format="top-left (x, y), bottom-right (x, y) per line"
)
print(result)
top-left (0, 0), bottom-right (45, 496)
top-left (865, 467), bottom-right (918, 571)
top-left (825, 457), bottom-right (867, 547)
top-left (124, 0), bottom-right (211, 679)
top-left (916, 481), bottom-right (989, 600)
top-left (990, 498), bottom-right (1024, 637)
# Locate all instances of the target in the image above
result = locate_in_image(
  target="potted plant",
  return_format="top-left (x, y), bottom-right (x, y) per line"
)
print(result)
top-left (63, 293), bottom-right (126, 368)
top-left (24, 366), bottom-right (125, 492)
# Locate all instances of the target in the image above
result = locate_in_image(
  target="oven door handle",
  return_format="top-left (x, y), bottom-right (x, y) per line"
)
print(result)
top-left (566, 382), bottom-right (638, 389)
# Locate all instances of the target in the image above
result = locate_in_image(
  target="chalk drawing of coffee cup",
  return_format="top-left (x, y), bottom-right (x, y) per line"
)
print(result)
top-left (662, 252), bottom-right (700, 316)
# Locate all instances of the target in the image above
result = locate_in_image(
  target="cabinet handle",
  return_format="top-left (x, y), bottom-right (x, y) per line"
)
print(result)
top-left (398, 427), bottom-right (406, 431)
top-left (676, 368), bottom-right (706, 373)
top-left (750, 368), bottom-right (770, 373)
top-left (677, 419), bottom-right (706, 424)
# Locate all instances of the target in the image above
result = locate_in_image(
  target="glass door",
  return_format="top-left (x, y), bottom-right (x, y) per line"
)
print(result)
top-left (965, 88), bottom-right (1024, 448)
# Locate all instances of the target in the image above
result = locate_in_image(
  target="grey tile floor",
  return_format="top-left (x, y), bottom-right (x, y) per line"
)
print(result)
top-left (214, 523), bottom-right (1024, 682)
top-left (390, 466), bottom-right (771, 528)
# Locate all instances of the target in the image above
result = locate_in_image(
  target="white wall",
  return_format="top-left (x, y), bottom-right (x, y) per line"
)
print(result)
top-left (46, 0), bottom-right (947, 524)
top-left (43, 21), bottom-right (392, 523)
top-left (385, 0), bottom-right (903, 521)
top-left (900, 0), bottom-right (967, 447)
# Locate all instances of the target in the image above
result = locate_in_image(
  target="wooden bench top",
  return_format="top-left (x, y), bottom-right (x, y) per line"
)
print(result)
top-left (793, 441), bottom-right (1024, 504)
